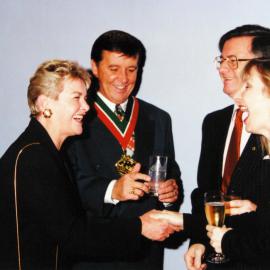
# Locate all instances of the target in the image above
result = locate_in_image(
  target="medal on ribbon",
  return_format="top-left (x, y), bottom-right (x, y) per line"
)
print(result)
top-left (115, 151), bottom-right (137, 176)
top-left (94, 96), bottom-right (139, 175)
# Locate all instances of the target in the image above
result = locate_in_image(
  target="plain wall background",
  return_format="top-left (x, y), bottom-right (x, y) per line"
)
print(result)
top-left (1, 0), bottom-right (270, 269)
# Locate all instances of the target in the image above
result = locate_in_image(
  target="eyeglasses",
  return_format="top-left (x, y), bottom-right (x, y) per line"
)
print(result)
top-left (214, 55), bottom-right (255, 70)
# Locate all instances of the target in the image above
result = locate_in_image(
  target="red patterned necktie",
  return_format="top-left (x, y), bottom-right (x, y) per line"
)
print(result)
top-left (222, 109), bottom-right (243, 194)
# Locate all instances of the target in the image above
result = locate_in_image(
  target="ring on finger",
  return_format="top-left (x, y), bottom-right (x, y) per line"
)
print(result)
top-left (129, 188), bottom-right (135, 194)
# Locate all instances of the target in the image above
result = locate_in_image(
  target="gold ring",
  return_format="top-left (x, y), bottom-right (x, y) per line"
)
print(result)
top-left (129, 188), bottom-right (135, 194)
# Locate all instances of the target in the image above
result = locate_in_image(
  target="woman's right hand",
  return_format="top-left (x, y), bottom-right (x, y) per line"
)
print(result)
top-left (206, 225), bottom-right (232, 253)
top-left (184, 244), bottom-right (206, 270)
top-left (227, 199), bottom-right (257, 216)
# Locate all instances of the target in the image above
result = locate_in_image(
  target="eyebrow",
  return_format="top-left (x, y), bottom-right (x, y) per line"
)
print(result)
top-left (72, 91), bottom-right (83, 95)
top-left (221, 55), bottom-right (236, 58)
top-left (108, 64), bottom-right (138, 68)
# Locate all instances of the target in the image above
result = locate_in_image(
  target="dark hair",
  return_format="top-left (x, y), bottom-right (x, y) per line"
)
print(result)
top-left (252, 35), bottom-right (270, 57)
top-left (219, 24), bottom-right (270, 52)
top-left (91, 30), bottom-right (146, 70)
top-left (244, 59), bottom-right (270, 88)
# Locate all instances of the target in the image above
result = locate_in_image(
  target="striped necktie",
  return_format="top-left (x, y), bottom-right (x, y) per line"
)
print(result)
top-left (115, 104), bottom-right (135, 156)
top-left (115, 104), bottom-right (125, 121)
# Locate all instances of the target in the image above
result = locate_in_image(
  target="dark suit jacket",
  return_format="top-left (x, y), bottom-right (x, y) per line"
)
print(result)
top-left (221, 160), bottom-right (270, 269)
top-left (191, 105), bottom-right (266, 269)
top-left (0, 119), bottom-right (145, 270)
top-left (65, 98), bottom-right (183, 270)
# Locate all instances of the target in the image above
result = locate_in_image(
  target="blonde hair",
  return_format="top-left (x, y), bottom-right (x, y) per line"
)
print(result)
top-left (244, 59), bottom-right (270, 154)
top-left (27, 59), bottom-right (91, 116)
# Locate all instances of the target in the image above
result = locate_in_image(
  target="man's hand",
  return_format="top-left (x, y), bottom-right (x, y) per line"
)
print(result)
top-left (226, 199), bottom-right (257, 216)
top-left (184, 244), bottom-right (206, 270)
top-left (158, 179), bottom-right (178, 203)
top-left (206, 225), bottom-right (232, 253)
top-left (140, 210), bottom-right (178, 241)
top-left (150, 210), bottom-right (183, 228)
top-left (112, 163), bottom-right (150, 201)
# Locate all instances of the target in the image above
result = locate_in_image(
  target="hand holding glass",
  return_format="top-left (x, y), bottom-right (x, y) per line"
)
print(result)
top-left (204, 191), bottom-right (229, 264)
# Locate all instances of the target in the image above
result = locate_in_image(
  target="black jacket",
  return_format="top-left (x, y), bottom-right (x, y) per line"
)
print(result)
top-left (0, 118), bottom-right (145, 270)
top-left (221, 160), bottom-right (270, 269)
top-left (191, 105), bottom-right (266, 270)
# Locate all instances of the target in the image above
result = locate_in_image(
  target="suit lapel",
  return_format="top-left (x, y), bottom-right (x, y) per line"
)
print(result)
top-left (229, 134), bottom-right (261, 191)
top-left (28, 119), bottom-right (78, 193)
top-left (90, 117), bottom-right (123, 172)
top-left (134, 103), bottom-right (155, 173)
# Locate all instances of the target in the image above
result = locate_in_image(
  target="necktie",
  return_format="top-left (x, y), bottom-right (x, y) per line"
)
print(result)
top-left (114, 104), bottom-right (135, 156)
top-left (222, 109), bottom-right (243, 194)
top-left (115, 104), bottom-right (125, 121)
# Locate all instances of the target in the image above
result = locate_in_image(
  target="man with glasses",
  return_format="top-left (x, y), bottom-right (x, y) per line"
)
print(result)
top-left (185, 25), bottom-right (270, 270)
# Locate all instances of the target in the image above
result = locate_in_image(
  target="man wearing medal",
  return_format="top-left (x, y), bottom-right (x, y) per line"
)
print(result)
top-left (65, 30), bottom-right (183, 270)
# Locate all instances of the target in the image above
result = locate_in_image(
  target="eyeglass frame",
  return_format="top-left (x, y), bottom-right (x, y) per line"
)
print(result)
top-left (214, 55), bottom-right (256, 70)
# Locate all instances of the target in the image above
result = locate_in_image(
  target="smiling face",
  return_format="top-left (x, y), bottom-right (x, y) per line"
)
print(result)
top-left (219, 36), bottom-right (255, 104)
top-left (91, 50), bottom-right (138, 104)
top-left (242, 67), bottom-right (270, 138)
top-left (48, 78), bottom-right (89, 142)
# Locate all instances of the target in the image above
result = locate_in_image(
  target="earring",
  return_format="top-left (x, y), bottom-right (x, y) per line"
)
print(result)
top-left (43, 108), bottom-right (53, 118)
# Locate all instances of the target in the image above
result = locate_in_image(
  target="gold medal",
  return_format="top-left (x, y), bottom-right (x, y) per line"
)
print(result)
top-left (115, 153), bottom-right (136, 176)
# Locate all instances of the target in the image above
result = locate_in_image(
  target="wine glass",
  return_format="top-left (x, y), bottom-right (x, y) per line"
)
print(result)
top-left (204, 191), bottom-right (229, 264)
top-left (148, 155), bottom-right (168, 196)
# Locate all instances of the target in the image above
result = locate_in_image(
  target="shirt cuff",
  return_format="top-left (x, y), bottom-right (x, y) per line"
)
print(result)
top-left (163, 202), bottom-right (173, 207)
top-left (104, 180), bottom-right (120, 205)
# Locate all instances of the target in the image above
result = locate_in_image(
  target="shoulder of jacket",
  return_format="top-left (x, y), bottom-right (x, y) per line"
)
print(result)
top-left (137, 98), bottom-right (170, 118)
top-left (204, 104), bottom-right (233, 122)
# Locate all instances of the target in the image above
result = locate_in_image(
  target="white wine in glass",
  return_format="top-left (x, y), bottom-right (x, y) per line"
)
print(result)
top-left (204, 191), bottom-right (229, 264)
top-left (205, 201), bottom-right (225, 227)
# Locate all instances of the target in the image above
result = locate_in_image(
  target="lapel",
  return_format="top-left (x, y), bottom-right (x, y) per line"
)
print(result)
top-left (89, 116), bottom-right (123, 177)
top-left (229, 134), bottom-right (262, 191)
top-left (134, 101), bottom-right (155, 173)
top-left (28, 119), bottom-right (77, 189)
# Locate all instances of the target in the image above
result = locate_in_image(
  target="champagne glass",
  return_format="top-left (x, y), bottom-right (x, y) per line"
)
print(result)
top-left (204, 191), bottom-right (229, 264)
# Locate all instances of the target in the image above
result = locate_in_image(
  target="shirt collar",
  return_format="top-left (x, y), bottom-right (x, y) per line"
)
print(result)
top-left (97, 91), bottom-right (128, 112)
top-left (233, 104), bottom-right (239, 114)
top-left (233, 104), bottom-right (246, 122)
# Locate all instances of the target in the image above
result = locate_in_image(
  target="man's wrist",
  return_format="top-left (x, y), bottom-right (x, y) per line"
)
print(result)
top-left (104, 180), bottom-right (119, 204)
